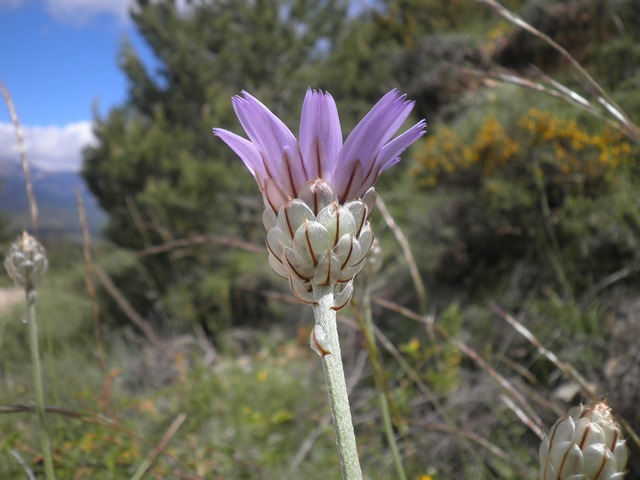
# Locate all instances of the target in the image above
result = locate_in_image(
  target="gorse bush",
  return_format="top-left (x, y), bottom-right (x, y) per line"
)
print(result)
top-left (409, 106), bottom-right (640, 300)
top-left (413, 108), bottom-right (636, 193)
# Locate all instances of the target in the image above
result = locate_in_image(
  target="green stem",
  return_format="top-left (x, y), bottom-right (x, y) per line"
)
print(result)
top-left (358, 287), bottom-right (407, 480)
top-left (312, 285), bottom-right (362, 480)
top-left (378, 392), bottom-right (406, 480)
top-left (26, 287), bottom-right (56, 480)
top-left (533, 159), bottom-right (574, 301)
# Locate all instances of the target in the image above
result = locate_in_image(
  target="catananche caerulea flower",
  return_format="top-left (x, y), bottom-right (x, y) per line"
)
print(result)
top-left (214, 89), bottom-right (425, 308)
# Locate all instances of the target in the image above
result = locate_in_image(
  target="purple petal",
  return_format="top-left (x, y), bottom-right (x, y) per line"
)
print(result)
top-left (232, 91), bottom-right (297, 169)
top-left (213, 128), bottom-right (266, 179)
top-left (300, 89), bottom-right (342, 180)
top-left (339, 91), bottom-right (413, 163)
top-left (334, 91), bottom-right (416, 196)
top-left (232, 92), bottom-right (313, 199)
top-left (377, 119), bottom-right (427, 172)
top-left (351, 120), bottom-right (426, 199)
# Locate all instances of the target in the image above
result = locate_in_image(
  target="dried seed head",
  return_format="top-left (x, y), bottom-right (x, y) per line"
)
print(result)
top-left (4, 232), bottom-right (48, 289)
top-left (539, 402), bottom-right (629, 480)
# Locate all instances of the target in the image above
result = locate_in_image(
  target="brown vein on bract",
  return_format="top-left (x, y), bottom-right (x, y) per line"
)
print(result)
top-left (323, 250), bottom-right (332, 285)
top-left (340, 235), bottom-right (354, 269)
top-left (266, 239), bottom-right (283, 262)
top-left (284, 250), bottom-right (312, 281)
top-left (284, 204), bottom-right (295, 238)
top-left (304, 219), bottom-right (318, 265)
top-left (557, 430), bottom-right (570, 479)
top-left (578, 424), bottom-right (608, 479)
top-left (578, 424), bottom-right (590, 450)
top-left (283, 150), bottom-right (297, 197)
top-left (331, 285), bottom-right (352, 311)
top-left (593, 454), bottom-right (607, 480)
top-left (289, 277), bottom-right (311, 304)
top-left (351, 231), bottom-right (375, 267)
top-left (333, 203), bottom-right (340, 245)
top-left (609, 430), bottom-right (619, 452)
top-left (311, 181), bottom-right (320, 214)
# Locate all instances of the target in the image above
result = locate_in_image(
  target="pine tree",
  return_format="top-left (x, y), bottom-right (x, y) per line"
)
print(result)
top-left (82, 0), bottom-right (363, 332)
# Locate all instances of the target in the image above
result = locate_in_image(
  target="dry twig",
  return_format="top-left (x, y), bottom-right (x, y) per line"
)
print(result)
top-left (137, 234), bottom-right (264, 257)
top-left (76, 188), bottom-right (109, 412)
top-left (130, 413), bottom-right (187, 480)
top-left (1, 81), bottom-right (39, 235)
top-left (93, 265), bottom-right (161, 346)
top-left (470, 0), bottom-right (640, 144)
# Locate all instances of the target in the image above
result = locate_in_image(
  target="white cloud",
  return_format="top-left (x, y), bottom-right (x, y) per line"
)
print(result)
top-left (44, 0), bottom-right (132, 25)
top-left (0, 121), bottom-right (96, 172)
top-left (43, 0), bottom-right (192, 25)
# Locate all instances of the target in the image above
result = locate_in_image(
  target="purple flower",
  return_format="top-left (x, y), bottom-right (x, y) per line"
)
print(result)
top-left (214, 89), bottom-right (426, 211)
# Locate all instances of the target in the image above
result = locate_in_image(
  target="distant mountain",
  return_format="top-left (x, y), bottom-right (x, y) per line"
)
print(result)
top-left (0, 161), bottom-right (106, 236)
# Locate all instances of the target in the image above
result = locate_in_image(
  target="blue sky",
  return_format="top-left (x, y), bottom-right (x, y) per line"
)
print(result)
top-left (0, 0), bottom-right (371, 173)
top-left (0, 0), bottom-right (159, 171)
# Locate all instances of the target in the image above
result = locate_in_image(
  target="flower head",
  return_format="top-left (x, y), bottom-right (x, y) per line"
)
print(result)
top-left (214, 89), bottom-right (426, 211)
top-left (539, 402), bottom-right (628, 480)
top-left (4, 232), bottom-right (48, 289)
top-left (214, 89), bottom-right (425, 308)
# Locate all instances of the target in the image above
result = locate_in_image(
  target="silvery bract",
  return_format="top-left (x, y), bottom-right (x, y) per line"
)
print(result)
top-left (214, 89), bottom-right (425, 307)
top-left (4, 232), bottom-right (48, 289)
top-left (539, 402), bottom-right (628, 480)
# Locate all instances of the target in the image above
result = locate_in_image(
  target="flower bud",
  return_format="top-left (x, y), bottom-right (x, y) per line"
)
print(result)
top-left (4, 232), bottom-right (48, 289)
top-left (539, 402), bottom-right (628, 480)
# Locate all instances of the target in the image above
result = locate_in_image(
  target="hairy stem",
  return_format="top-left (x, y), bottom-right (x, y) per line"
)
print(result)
top-left (26, 287), bottom-right (56, 480)
top-left (312, 285), bottom-right (362, 480)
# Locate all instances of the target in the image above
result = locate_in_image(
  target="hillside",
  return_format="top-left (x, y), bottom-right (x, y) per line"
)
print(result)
top-left (0, 160), bottom-right (106, 236)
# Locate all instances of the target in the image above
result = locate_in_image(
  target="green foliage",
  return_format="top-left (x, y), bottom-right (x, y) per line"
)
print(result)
top-left (0, 277), bottom-right (393, 479)
top-left (371, 0), bottom-right (525, 43)
top-left (409, 92), bottom-right (640, 304)
top-left (82, 0), bottom-right (401, 334)
top-left (22, 0), bottom-right (640, 478)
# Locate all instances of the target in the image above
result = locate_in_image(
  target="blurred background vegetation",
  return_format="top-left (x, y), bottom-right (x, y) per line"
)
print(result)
top-left (2, 0), bottom-right (640, 478)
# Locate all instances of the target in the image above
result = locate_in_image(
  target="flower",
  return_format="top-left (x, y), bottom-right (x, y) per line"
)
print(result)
top-left (4, 231), bottom-right (48, 289)
top-left (539, 402), bottom-right (628, 480)
top-left (213, 89), bottom-right (426, 211)
top-left (214, 89), bottom-right (425, 308)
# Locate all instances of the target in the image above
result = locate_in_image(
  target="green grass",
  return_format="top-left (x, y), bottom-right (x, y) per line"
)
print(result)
top-left (0, 268), bottom-right (408, 479)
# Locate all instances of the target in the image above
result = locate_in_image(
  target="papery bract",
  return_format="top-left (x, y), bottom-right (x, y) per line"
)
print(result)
top-left (539, 402), bottom-right (628, 480)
